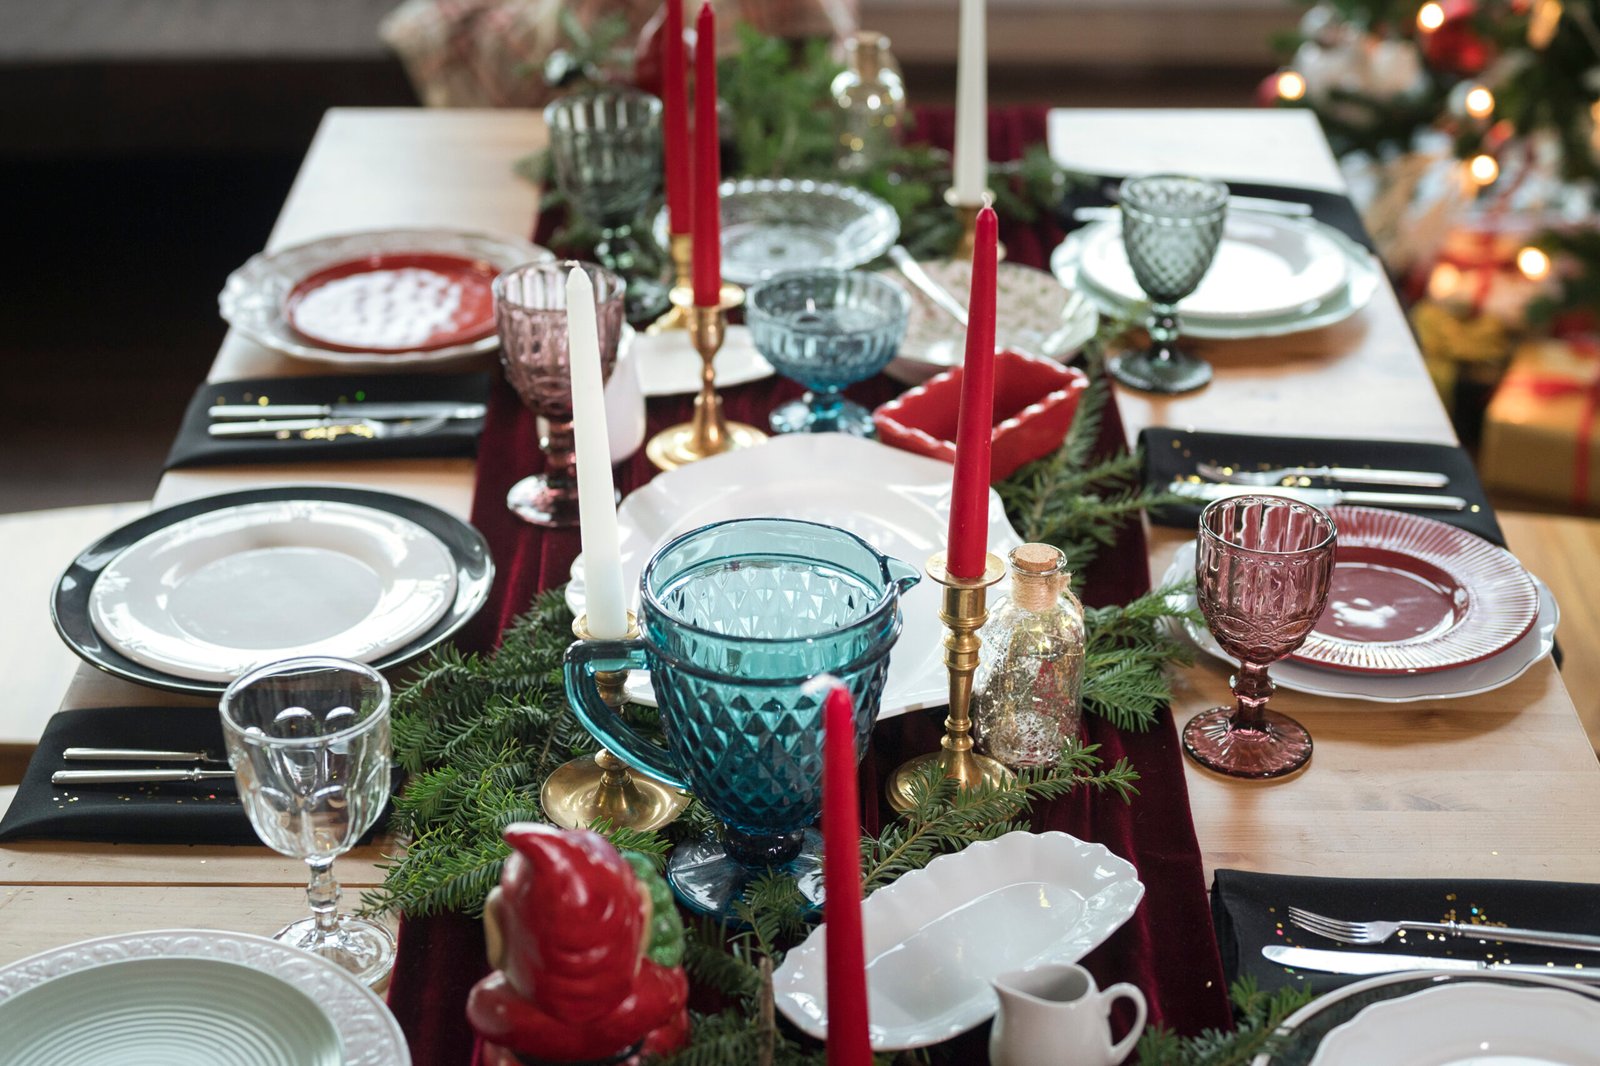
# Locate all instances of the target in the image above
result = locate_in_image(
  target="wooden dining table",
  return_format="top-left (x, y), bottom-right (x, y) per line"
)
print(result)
top-left (4, 106), bottom-right (1599, 979)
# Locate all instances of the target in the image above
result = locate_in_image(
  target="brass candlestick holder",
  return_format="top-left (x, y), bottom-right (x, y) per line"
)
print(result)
top-left (887, 550), bottom-right (1013, 811)
top-left (646, 233), bottom-right (694, 334)
top-left (542, 613), bottom-right (689, 832)
top-left (645, 284), bottom-right (767, 471)
top-left (946, 188), bottom-right (1006, 263)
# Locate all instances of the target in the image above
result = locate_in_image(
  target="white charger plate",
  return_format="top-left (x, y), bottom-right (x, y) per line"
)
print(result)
top-left (1051, 220), bottom-right (1379, 340)
top-left (568, 434), bottom-right (1023, 720)
top-left (1308, 982), bottom-right (1600, 1065)
top-left (90, 500), bottom-right (458, 683)
top-left (629, 325), bottom-right (775, 397)
top-left (1161, 540), bottom-right (1558, 703)
top-left (773, 831), bottom-right (1144, 1050)
top-left (1077, 214), bottom-right (1348, 321)
top-left (883, 259), bottom-right (1100, 384)
top-left (0, 929), bottom-right (409, 1066)
top-left (220, 228), bottom-right (551, 366)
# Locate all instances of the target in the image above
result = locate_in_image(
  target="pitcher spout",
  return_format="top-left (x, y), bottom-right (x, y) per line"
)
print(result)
top-left (885, 556), bottom-right (922, 596)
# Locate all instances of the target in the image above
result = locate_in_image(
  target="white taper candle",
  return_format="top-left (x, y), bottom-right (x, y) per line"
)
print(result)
top-left (953, 0), bottom-right (988, 206)
top-left (567, 267), bottom-right (628, 639)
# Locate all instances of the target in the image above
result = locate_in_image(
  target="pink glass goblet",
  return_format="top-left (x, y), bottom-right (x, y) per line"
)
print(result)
top-left (1183, 495), bottom-right (1337, 779)
top-left (494, 260), bottom-right (625, 526)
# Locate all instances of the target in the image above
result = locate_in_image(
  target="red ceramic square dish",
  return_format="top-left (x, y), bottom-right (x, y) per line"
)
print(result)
top-left (873, 350), bottom-right (1091, 482)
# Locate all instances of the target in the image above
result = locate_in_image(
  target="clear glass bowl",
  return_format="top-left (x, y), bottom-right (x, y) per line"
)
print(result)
top-left (745, 268), bottom-right (909, 436)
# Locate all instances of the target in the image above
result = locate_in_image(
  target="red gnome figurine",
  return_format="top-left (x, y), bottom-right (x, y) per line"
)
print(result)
top-left (468, 823), bottom-right (690, 1065)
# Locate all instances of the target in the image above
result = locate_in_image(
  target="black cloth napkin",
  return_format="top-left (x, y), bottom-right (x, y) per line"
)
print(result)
top-left (1140, 428), bottom-right (1505, 546)
top-left (1213, 868), bottom-right (1600, 995)
top-left (1058, 176), bottom-right (1376, 254)
top-left (164, 371), bottom-right (491, 470)
top-left (0, 707), bottom-right (390, 846)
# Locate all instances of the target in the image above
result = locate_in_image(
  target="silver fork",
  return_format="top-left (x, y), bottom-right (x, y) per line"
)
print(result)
top-left (1288, 906), bottom-right (1600, 953)
top-left (1196, 461), bottom-right (1450, 490)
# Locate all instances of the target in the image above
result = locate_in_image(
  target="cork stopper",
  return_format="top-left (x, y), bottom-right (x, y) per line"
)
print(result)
top-left (1008, 544), bottom-right (1070, 612)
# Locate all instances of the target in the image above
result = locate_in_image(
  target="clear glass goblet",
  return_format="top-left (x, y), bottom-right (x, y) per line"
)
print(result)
top-left (545, 87), bottom-right (668, 321)
top-left (1109, 174), bottom-right (1229, 395)
top-left (494, 259), bottom-right (625, 526)
top-left (1183, 495), bottom-right (1337, 779)
top-left (745, 268), bottom-right (909, 436)
top-left (220, 656), bottom-right (395, 986)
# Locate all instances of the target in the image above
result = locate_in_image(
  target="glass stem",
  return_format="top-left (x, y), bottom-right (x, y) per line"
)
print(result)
top-left (1231, 661), bottom-right (1276, 732)
top-left (1147, 303), bottom-right (1182, 364)
top-left (543, 417), bottom-right (577, 494)
top-left (306, 858), bottom-right (342, 937)
top-left (808, 388), bottom-right (846, 422)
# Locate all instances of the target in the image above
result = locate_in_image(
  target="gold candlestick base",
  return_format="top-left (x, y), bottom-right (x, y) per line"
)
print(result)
top-left (646, 284), bottom-right (767, 471)
top-left (887, 551), bottom-right (1013, 812)
top-left (646, 233), bottom-right (694, 334)
top-left (542, 614), bottom-right (690, 832)
top-left (947, 188), bottom-right (1007, 263)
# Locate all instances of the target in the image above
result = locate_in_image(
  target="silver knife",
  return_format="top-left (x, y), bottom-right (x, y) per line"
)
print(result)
top-left (1265, 944), bottom-right (1600, 982)
top-left (889, 245), bottom-right (969, 328)
top-left (64, 747), bottom-right (217, 763)
top-left (208, 416), bottom-right (447, 440)
top-left (52, 769), bottom-right (236, 785)
top-left (209, 402), bottom-right (485, 422)
top-left (1169, 481), bottom-right (1468, 512)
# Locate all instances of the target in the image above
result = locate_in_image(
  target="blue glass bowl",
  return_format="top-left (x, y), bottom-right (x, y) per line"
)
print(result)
top-left (745, 269), bottom-right (909, 436)
top-left (564, 518), bottom-right (919, 917)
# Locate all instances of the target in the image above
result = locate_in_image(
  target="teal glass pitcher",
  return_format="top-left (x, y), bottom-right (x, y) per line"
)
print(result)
top-left (564, 517), bottom-right (920, 917)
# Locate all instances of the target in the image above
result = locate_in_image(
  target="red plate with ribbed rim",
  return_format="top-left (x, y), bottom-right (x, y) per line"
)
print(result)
top-left (1291, 507), bottom-right (1539, 675)
top-left (285, 252), bottom-right (499, 353)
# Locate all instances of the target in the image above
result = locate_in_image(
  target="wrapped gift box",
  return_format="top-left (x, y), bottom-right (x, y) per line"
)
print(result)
top-left (1480, 337), bottom-right (1600, 511)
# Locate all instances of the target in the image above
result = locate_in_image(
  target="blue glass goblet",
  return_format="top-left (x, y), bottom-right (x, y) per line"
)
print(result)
top-left (745, 269), bottom-right (909, 436)
top-left (564, 518), bottom-right (920, 918)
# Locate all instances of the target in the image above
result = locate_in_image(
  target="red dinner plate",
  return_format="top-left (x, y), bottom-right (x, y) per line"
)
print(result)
top-left (285, 252), bottom-right (499, 353)
top-left (1291, 507), bottom-right (1539, 675)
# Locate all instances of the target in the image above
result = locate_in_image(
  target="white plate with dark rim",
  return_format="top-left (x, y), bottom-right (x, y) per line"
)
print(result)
top-left (883, 259), bottom-right (1100, 384)
top-left (89, 500), bottom-right (458, 683)
top-left (220, 228), bottom-right (551, 366)
top-left (568, 434), bottom-right (1023, 720)
top-left (1161, 540), bottom-right (1558, 703)
top-left (773, 831), bottom-right (1144, 1050)
top-left (1051, 219), bottom-right (1379, 340)
top-left (1253, 971), bottom-right (1600, 1066)
top-left (1077, 213), bottom-right (1349, 321)
top-left (0, 929), bottom-right (409, 1066)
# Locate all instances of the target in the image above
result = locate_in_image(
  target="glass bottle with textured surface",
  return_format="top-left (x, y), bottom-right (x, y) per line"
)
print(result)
top-left (831, 32), bottom-right (906, 174)
top-left (972, 544), bottom-right (1086, 769)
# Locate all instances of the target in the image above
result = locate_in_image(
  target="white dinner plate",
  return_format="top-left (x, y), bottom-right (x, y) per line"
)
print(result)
top-left (90, 500), bottom-right (458, 683)
top-left (1160, 540), bottom-right (1558, 703)
top-left (568, 434), bottom-right (1024, 720)
top-left (1051, 220), bottom-right (1380, 340)
top-left (773, 831), bottom-right (1144, 1050)
top-left (0, 930), bottom-right (409, 1066)
top-left (1309, 982), bottom-right (1600, 1065)
top-left (883, 259), bottom-right (1100, 384)
top-left (1078, 214), bottom-right (1348, 321)
top-left (629, 324), bottom-right (775, 397)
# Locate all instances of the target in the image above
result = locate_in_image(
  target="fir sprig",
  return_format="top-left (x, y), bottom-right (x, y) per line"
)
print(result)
top-left (1136, 977), bottom-right (1317, 1065)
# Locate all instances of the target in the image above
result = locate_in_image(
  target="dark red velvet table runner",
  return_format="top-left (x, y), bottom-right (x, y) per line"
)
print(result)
top-left (385, 107), bottom-right (1232, 1063)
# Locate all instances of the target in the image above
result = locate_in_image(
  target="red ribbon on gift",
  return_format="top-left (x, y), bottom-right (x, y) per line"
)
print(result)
top-left (1501, 335), bottom-right (1600, 509)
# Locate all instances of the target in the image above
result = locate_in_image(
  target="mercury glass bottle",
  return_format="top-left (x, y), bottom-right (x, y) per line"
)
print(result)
top-left (972, 544), bottom-right (1086, 769)
top-left (831, 32), bottom-right (907, 174)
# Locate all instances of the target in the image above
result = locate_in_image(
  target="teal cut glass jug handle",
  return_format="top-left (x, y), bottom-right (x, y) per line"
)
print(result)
top-left (563, 639), bottom-right (688, 790)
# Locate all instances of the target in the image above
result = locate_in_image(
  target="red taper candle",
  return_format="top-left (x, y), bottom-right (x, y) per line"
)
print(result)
top-left (945, 205), bottom-right (999, 579)
top-left (690, 2), bottom-right (722, 306)
top-left (662, 0), bottom-right (691, 235)
top-left (822, 682), bottom-right (871, 1066)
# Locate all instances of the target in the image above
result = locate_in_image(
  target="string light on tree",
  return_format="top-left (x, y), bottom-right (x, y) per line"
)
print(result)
top-left (1468, 153), bottom-right (1500, 185)
top-left (1517, 245), bottom-right (1552, 281)
top-left (1418, 2), bottom-right (1447, 31)
top-left (1276, 69), bottom-right (1307, 101)
top-left (1429, 261), bottom-right (1463, 299)
top-left (1464, 85), bottom-right (1495, 118)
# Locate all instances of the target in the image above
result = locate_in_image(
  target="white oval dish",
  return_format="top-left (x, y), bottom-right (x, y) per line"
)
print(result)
top-left (568, 434), bottom-right (1024, 720)
top-left (628, 325), bottom-right (775, 397)
top-left (773, 830), bottom-right (1144, 1051)
top-left (90, 499), bottom-right (458, 683)
top-left (0, 929), bottom-right (409, 1066)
